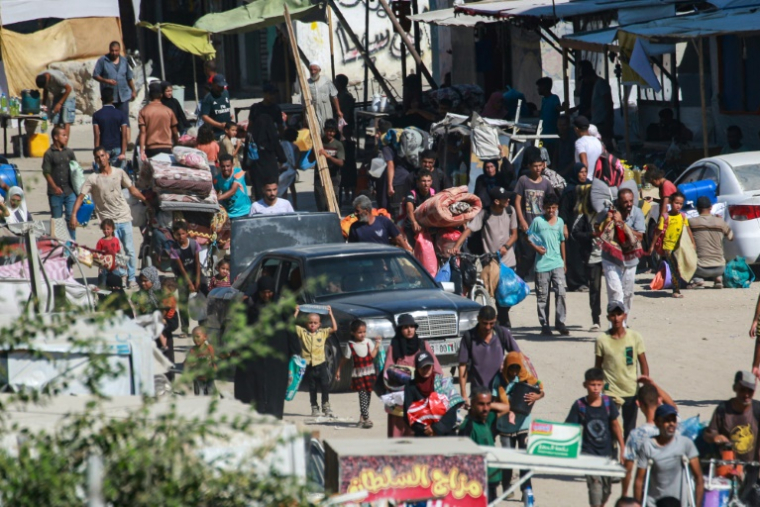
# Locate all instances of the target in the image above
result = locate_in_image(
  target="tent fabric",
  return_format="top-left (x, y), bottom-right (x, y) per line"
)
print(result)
top-left (455, 0), bottom-right (687, 20)
top-left (0, 17), bottom-right (123, 97)
top-left (619, 7), bottom-right (760, 41)
top-left (139, 23), bottom-right (216, 58)
top-left (560, 27), bottom-right (618, 51)
top-left (0, 0), bottom-right (119, 25)
top-left (408, 8), bottom-right (498, 26)
top-left (194, 0), bottom-right (324, 35)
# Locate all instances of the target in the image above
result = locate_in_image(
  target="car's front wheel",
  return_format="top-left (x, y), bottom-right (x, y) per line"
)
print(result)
top-left (326, 336), bottom-right (352, 392)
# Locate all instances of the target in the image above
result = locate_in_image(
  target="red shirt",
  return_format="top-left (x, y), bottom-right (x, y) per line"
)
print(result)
top-left (660, 180), bottom-right (677, 200)
top-left (97, 236), bottom-right (121, 256)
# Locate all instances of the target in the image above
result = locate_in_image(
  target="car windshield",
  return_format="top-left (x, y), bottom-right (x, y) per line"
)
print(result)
top-left (307, 253), bottom-right (438, 298)
top-left (732, 164), bottom-right (760, 192)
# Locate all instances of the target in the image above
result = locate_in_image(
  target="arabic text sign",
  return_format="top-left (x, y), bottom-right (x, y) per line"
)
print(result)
top-left (340, 454), bottom-right (487, 506)
top-left (527, 420), bottom-right (582, 459)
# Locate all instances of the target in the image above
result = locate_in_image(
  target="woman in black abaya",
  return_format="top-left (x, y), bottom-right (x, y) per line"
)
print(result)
top-left (243, 114), bottom-right (286, 201)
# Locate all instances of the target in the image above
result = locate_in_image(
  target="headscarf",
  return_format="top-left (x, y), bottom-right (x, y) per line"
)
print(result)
top-left (414, 368), bottom-right (436, 397)
top-left (481, 159), bottom-right (501, 188)
top-left (482, 92), bottom-right (507, 119)
top-left (566, 163), bottom-right (587, 187)
top-left (498, 352), bottom-right (541, 405)
top-left (390, 327), bottom-right (421, 362)
top-left (249, 113), bottom-right (279, 152)
top-left (141, 266), bottom-right (162, 291)
top-left (257, 275), bottom-right (276, 293)
top-left (5, 186), bottom-right (29, 224)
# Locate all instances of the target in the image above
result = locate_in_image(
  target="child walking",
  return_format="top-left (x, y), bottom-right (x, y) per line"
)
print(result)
top-left (208, 259), bottom-right (231, 290)
top-left (218, 122), bottom-right (241, 162)
top-left (336, 319), bottom-right (381, 428)
top-left (96, 218), bottom-right (123, 288)
top-left (295, 305), bottom-right (338, 417)
top-left (196, 123), bottom-right (220, 169)
top-left (527, 192), bottom-right (569, 335)
top-left (648, 191), bottom-right (695, 298)
top-left (168, 221), bottom-right (202, 335)
top-left (187, 326), bottom-right (216, 395)
top-left (566, 368), bottom-right (624, 507)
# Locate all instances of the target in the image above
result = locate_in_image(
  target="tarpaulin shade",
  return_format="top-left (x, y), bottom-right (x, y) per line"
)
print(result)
top-left (0, 0), bottom-right (119, 25)
top-left (0, 17), bottom-right (123, 97)
top-left (455, 0), bottom-right (688, 20)
top-left (409, 8), bottom-right (498, 26)
top-left (139, 23), bottom-right (216, 58)
top-left (560, 27), bottom-right (618, 51)
top-left (194, 0), bottom-right (324, 35)
top-left (619, 6), bottom-right (760, 41)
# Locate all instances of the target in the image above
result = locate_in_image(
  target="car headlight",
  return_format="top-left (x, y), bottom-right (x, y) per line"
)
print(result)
top-left (363, 318), bottom-right (397, 339)
top-left (459, 310), bottom-right (480, 332)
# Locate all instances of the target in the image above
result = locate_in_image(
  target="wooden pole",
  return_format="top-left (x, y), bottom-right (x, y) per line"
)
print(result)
top-left (328, 8), bottom-right (336, 82)
top-left (698, 38), bottom-right (709, 158)
top-left (623, 85), bottom-right (631, 158)
top-left (363, 0), bottom-right (369, 106)
top-left (284, 6), bottom-right (340, 215)
top-left (157, 26), bottom-right (166, 81)
top-left (375, 0), bottom-right (437, 89)
top-left (192, 56), bottom-right (199, 104)
top-left (562, 47), bottom-right (570, 113)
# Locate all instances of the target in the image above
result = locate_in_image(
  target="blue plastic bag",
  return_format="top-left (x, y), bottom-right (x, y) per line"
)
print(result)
top-left (495, 262), bottom-right (530, 307)
top-left (285, 355), bottom-right (307, 401)
top-left (434, 260), bottom-right (451, 283)
top-left (724, 257), bottom-right (755, 288)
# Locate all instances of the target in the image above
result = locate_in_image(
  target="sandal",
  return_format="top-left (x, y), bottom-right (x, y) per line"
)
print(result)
top-left (362, 419), bottom-right (374, 429)
top-left (672, 293), bottom-right (683, 298)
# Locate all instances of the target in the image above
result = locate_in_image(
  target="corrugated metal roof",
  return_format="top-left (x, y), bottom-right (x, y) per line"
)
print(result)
top-left (620, 6), bottom-right (760, 40)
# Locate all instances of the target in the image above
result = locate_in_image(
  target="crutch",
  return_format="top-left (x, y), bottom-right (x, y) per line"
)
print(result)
top-left (682, 456), bottom-right (697, 507)
top-left (642, 458), bottom-right (654, 504)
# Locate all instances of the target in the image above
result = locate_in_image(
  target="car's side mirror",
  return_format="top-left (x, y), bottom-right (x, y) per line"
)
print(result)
top-left (441, 282), bottom-right (456, 293)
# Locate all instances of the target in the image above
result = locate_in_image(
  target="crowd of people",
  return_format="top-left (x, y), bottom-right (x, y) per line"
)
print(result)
top-left (8, 43), bottom-right (760, 507)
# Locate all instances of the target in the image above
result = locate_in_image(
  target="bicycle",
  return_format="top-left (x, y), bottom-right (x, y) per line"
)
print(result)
top-left (454, 251), bottom-right (499, 310)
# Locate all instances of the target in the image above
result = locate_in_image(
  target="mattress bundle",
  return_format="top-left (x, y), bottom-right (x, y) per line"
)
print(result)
top-left (414, 186), bottom-right (482, 228)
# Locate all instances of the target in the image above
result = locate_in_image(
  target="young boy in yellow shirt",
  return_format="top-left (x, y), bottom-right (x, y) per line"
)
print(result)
top-left (295, 305), bottom-right (338, 417)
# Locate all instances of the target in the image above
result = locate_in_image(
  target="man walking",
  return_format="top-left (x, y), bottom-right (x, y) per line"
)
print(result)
top-left (214, 154), bottom-right (251, 219)
top-left (601, 188), bottom-right (645, 317)
top-left (42, 126), bottom-right (77, 238)
top-left (297, 62), bottom-right (343, 130)
top-left (71, 146), bottom-right (148, 287)
top-left (457, 306), bottom-right (519, 401)
top-left (249, 181), bottom-right (294, 215)
top-left (92, 87), bottom-right (128, 168)
top-left (138, 82), bottom-right (178, 160)
top-left (689, 196), bottom-right (733, 288)
top-left (574, 116), bottom-right (603, 179)
top-left (92, 41), bottom-right (136, 122)
top-left (634, 404), bottom-right (703, 507)
top-left (348, 195), bottom-right (411, 251)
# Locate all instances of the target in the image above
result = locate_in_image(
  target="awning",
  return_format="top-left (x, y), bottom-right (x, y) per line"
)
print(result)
top-left (194, 0), bottom-right (325, 35)
top-left (408, 7), bottom-right (498, 26)
top-left (455, 0), bottom-right (686, 20)
top-left (619, 6), bottom-right (760, 41)
top-left (139, 23), bottom-right (216, 58)
top-left (0, 0), bottom-right (120, 25)
top-left (560, 27), bottom-right (618, 51)
top-left (483, 447), bottom-right (626, 477)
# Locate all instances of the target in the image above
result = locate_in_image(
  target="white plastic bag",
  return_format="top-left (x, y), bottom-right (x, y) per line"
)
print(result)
top-left (188, 292), bottom-right (207, 322)
top-left (368, 157), bottom-right (387, 179)
top-left (70, 161), bottom-right (85, 195)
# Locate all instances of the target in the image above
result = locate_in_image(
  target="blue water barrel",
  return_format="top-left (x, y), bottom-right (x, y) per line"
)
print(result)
top-left (677, 179), bottom-right (717, 205)
top-left (76, 199), bottom-right (95, 226)
top-left (0, 164), bottom-right (20, 198)
top-left (21, 90), bottom-right (41, 114)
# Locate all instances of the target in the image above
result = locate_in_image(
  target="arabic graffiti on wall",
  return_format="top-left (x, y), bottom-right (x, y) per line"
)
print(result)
top-left (296, 0), bottom-right (432, 83)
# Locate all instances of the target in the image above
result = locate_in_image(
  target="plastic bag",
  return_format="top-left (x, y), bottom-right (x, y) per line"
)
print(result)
top-left (407, 392), bottom-right (449, 426)
top-left (413, 230), bottom-right (438, 277)
top-left (495, 262), bottom-right (530, 307)
top-left (381, 391), bottom-right (405, 415)
top-left (374, 346), bottom-right (387, 375)
top-left (188, 292), bottom-right (207, 322)
top-left (434, 375), bottom-right (465, 409)
top-left (678, 415), bottom-right (703, 441)
top-left (434, 261), bottom-right (451, 283)
top-left (725, 257), bottom-right (755, 288)
top-left (368, 156), bottom-right (387, 179)
top-left (172, 146), bottom-right (210, 171)
top-left (69, 161), bottom-right (85, 195)
top-left (435, 228), bottom-right (461, 256)
top-left (650, 261), bottom-right (672, 291)
top-left (285, 355), bottom-right (307, 401)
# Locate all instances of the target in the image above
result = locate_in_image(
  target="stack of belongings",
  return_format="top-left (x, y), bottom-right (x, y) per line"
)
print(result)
top-left (140, 147), bottom-right (220, 214)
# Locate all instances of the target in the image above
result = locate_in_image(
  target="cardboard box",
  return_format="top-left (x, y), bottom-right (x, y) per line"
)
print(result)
top-left (325, 437), bottom-right (488, 506)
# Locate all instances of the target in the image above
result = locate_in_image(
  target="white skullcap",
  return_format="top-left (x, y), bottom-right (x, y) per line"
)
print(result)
top-left (309, 61), bottom-right (322, 69)
top-left (589, 124), bottom-right (602, 140)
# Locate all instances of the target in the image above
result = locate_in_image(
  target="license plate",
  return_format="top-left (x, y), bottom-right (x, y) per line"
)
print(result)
top-left (431, 339), bottom-right (459, 356)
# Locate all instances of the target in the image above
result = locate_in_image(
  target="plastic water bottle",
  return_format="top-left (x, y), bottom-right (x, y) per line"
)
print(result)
top-left (41, 112), bottom-right (48, 133)
top-left (1, 94), bottom-right (8, 114)
top-left (524, 487), bottom-right (535, 507)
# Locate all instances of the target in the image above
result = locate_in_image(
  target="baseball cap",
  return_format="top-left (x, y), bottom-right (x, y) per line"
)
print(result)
top-left (697, 196), bottom-right (713, 210)
top-left (573, 116), bottom-right (590, 130)
top-left (654, 404), bottom-right (678, 419)
top-left (735, 370), bottom-right (756, 390)
top-left (212, 74), bottom-right (228, 87)
top-left (416, 351), bottom-right (435, 368)
top-left (488, 186), bottom-right (511, 202)
top-left (607, 300), bottom-right (627, 314)
top-left (397, 313), bottom-right (418, 328)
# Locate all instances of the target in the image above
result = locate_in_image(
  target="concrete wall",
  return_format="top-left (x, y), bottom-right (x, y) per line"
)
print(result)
top-left (296, 1), bottom-right (433, 99)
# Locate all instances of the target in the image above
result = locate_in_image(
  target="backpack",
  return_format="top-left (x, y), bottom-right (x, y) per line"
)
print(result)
top-left (398, 188), bottom-right (435, 223)
top-left (460, 326), bottom-right (522, 374)
top-left (467, 207), bottom-right (513, 255)
top-left (575, 395), bottom-right (613, 423)
top-left (594, 152), bottom-right (624, 188)
top-left (245, 134), bottom-right (260, 163)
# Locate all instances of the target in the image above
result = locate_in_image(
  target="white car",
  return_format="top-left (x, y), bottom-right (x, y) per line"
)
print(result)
top-left (647, 152), bottom-right (760, 265)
